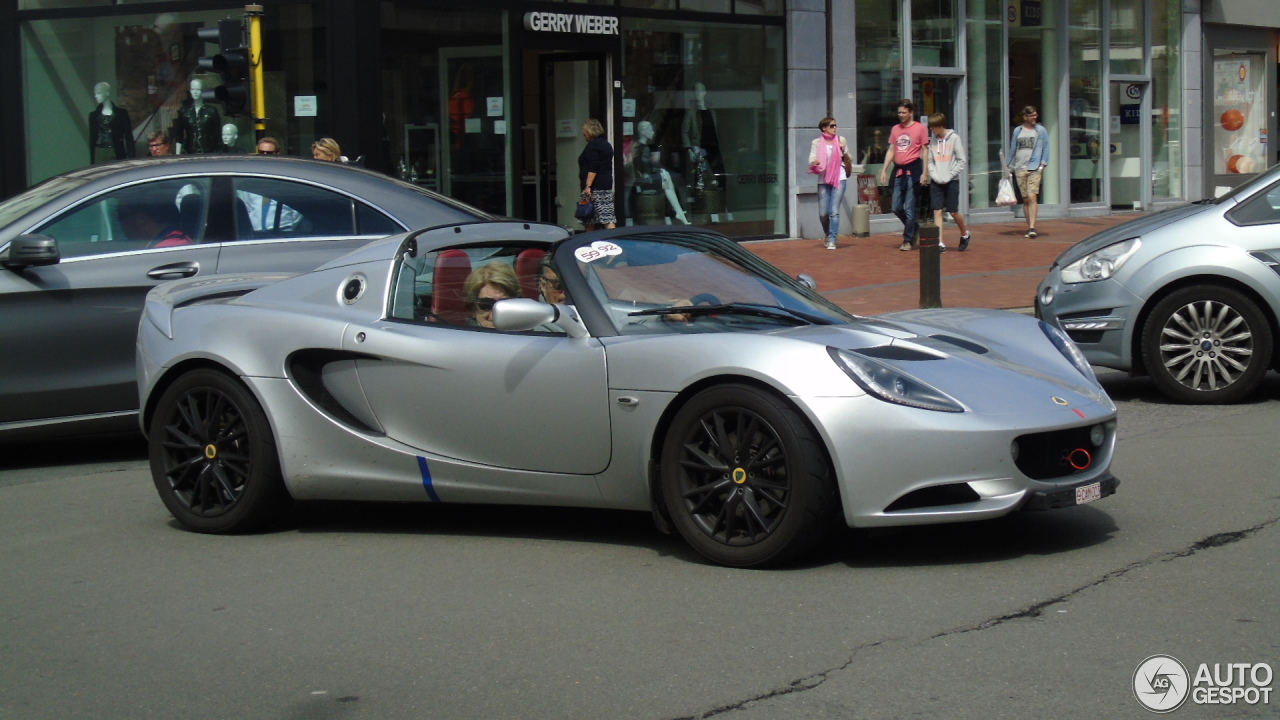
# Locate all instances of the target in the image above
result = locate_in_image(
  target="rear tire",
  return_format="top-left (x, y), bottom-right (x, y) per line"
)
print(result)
top-left (148, 369), bottom-right (290, 533)
top-left (659, 384), bottom-right (837, 567)
top-left (1141, 285), bottom-right (1272, 404)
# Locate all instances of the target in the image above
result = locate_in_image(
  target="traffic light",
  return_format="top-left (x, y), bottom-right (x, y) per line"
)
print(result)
top-left (197, 19), bottom-right (250, 116)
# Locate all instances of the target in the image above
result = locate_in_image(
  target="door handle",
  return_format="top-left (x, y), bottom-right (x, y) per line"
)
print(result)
top-left (147, 261), bottom-right (200, 280)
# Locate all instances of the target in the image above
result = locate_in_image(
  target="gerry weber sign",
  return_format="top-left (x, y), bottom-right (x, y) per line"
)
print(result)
top-left (523, 11), bottom-right (619, 35)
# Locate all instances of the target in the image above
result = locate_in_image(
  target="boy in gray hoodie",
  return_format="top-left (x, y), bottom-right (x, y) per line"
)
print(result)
top-left (924, 113), bottom-right (972, 251)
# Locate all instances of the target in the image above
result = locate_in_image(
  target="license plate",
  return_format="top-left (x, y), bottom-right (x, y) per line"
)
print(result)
top-left (1075, 482), bottom-right (1102, 505)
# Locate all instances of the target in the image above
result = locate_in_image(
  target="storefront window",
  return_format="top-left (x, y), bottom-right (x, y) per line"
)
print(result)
top-left (911, 0), bottom-right (957, 68)
top-left (21, 6), bottom-right (324, 186)
top-left (1210, 49), bottom-right (1267, 177)
top-left (1067, 0), bottom-right (1102, 204)
top-left (1109, 0), bottom-right (1144, 76)
top-left (380, 4), bottom-right (507, 215)
top-left (854, 0), bottom-right (901, 215)
top-left (966, 0), bottom-right (1003, 209)
top-left (1151, 0), bottom-right (1181, 199)
top-left (621, 19), bottom-right (785, 237)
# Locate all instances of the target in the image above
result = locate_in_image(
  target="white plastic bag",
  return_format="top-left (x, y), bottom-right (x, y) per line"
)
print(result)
top-left (995, 173), bottom-right (1018, 206)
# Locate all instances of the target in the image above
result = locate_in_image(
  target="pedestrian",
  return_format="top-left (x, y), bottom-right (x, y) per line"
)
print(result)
top-left (1008, 105), bottom-right (1050, 238)
top-left (255, 136), bottom-right (282, 155)
top-left (146, 130), bottom-right (172, 157)
top-left (924, 113), bottom-right (971, 252)
top-left (312, 137), bottom-right (343, 161)
top-left (808, 116), bottom-right (851, 250)
top-left (578, 118), bottom-right (616, 231)
top-left (879, 98), bottom-right (929, 251)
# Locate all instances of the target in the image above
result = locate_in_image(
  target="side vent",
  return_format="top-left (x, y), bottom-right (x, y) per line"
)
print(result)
top-left (288, 349), bottom-right (384, 435)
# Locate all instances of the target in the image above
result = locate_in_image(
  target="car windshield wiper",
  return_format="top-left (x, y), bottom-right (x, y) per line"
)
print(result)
top-left (629, 302), bottom-right (831, 325)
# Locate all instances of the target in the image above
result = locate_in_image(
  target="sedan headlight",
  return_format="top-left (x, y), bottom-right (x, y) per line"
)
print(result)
top-left (828, 347), bottom-right (964, 413)
top-left (1059, 238), bottom-right (1141, 284)
top-left (1040, 321), bottom-right (1098, 384)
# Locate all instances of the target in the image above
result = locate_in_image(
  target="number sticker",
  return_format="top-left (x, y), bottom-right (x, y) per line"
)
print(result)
top-left (575, 241), bottom-right (623, 263)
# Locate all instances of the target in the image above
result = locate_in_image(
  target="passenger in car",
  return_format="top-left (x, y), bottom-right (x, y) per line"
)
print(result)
top-left (537, 257), bottom-right (569, 305)
top-left (117, 196), bottom-right (193, 248)
top-left (463, 263), bottom-right (522, 328)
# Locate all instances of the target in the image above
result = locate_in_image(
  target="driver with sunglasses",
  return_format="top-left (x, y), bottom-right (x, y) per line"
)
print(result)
top-left (463, 263), bottom-right (522, 328)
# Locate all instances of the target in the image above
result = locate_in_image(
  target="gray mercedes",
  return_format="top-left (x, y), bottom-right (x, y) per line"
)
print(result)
top-left (1038, 162), bottom-right (1280, 404)
top-left (0, 156), bottom-right (488, 439)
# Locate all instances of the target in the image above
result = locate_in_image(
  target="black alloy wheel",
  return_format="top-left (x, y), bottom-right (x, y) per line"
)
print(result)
top-left (660, 384), bottom-right (837, 567)
top-left (1141, 285), bottom-right (1273, 404)
top-left (148, 369), bottom-right (290, 533)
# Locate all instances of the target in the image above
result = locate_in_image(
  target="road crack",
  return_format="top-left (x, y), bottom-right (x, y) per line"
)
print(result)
top-left (665, 639), bottom-right (897, 720)
top-left (932, 517), bottom-right (1279, 639)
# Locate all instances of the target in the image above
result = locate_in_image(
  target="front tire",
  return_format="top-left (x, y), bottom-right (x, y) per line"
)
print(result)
top-left (1141, 285), bottom-right (1273, 404)
top-left (660, 384), bottom-right (837, 567)
top-left (148, 369), bottom-right (290, 533)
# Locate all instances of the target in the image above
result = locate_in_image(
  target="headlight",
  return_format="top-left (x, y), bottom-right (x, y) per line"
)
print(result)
top-left (828, 347), bottom-right (965, 413)
top-left (1040, 321), bottom-right (1098, 384)
top-left (1059, 238), bottom-right (1141, 284)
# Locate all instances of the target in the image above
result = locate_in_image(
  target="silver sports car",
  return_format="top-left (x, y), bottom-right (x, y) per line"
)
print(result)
top-left (138, 222), bottom-right (1119, 567)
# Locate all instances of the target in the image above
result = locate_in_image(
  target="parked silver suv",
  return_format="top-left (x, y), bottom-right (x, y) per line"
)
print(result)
top-left (1037, 163), bottom-right (1280, 404)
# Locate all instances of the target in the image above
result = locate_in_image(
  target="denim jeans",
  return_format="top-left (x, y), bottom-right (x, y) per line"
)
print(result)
top-left (817, 179), bottom-right (847, 243)
top-left (891, 170), bottom-right (920, 243)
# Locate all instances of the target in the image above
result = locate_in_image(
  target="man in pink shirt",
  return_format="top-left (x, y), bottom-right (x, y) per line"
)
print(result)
top-left (878, 98), bottom-right (930, 251)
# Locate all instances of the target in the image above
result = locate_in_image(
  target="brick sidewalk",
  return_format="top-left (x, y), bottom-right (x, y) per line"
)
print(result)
top-left (746, 214), bottom-right (1137, 315)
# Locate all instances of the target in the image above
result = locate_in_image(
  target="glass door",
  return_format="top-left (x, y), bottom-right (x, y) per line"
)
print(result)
top-left (539, 53), bottom-right (607, 227)
top-left (1109, 81), bottom-right (1147, 210)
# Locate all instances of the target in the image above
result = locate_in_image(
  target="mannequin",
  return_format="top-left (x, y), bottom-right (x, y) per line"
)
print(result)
top-left (220, 123), bottom-right (243, 153)
top-left (171, 78), bottom-right (222, 154)
top-left (88, 82), bottom-right (136, 164)
top-left (680, 82), bottom-right (724, 186)
top-left (630, 121), bottom-right (689, 224)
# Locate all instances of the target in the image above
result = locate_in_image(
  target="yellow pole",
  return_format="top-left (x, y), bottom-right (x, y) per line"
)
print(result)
top-left (246, 4), bottom-right (266, 139)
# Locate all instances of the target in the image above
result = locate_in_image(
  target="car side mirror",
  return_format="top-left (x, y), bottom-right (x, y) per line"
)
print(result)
top-left (492, 298), bottom-right (588, 338)
top-left (0, 234), bottom-right (60, 270)
top-left (797, 273), bottom-right (817, 291)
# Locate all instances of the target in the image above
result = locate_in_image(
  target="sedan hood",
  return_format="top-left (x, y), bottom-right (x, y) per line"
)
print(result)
top-left (1053, 202), bottom-right (1215, 266)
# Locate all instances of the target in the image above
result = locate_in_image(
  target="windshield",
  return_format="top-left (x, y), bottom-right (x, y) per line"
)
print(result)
top-left (0, 176), bottom-right (89, 231)
top-left (565, 231), bottom-right (855, 335)
top-left (1214, 161), bottom-right (1280, 205)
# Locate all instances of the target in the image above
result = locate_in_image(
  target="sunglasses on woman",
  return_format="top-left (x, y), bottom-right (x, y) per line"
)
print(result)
top-left (475, 298), bottom-right (501, 311)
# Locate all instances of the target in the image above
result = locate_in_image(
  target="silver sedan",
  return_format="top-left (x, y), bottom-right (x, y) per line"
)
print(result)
top-left (0, 155), bottom-right (487, 439)
top-left (138, 222), bottom-right (1119, 568)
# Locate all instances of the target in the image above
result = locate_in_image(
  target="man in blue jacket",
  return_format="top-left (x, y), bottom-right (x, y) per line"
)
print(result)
top-left (1008, 105), bottom-right (1050, 238)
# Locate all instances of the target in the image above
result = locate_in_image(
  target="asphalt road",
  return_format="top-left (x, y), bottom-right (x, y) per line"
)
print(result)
top-left (2, 371), bottom-right (1278, 720)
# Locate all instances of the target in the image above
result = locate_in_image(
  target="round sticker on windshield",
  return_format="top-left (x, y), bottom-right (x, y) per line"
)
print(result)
top-left (575, 241), bottom-right (623, 264)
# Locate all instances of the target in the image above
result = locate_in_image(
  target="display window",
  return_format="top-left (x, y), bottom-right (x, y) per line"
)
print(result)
top-left (1211, 50), bottom-right (1268, 177)
top-left (21, 5), bottom-right (326, 186)
top-left (620, 18), bottom-right (785, 237)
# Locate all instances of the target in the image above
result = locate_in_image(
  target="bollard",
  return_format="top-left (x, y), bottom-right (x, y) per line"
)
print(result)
top-left (917, 223), bottom-right (942, 308)
top-left (851, 203), bottom-right (870, 237)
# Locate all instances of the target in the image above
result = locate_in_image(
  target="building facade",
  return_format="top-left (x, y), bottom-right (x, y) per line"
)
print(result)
top-left (2, 0), bottom-right (1277, 240)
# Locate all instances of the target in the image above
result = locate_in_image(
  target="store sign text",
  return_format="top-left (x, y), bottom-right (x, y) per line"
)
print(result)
top-left (523, 12), bottom-right (619, 35)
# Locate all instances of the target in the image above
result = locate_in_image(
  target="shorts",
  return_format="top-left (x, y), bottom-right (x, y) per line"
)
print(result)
top-left (1015, 169), bottom-right (1043, 197)
top-left (590, 189), bottom-right (616, 226)
top-left (928, 180), bottom-right (960, 214)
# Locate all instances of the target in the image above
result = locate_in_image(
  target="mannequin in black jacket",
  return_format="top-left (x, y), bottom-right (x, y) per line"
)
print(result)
top-left (88, 82), bottom-right (136, 164)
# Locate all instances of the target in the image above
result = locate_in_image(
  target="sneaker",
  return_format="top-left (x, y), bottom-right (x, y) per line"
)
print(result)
top-left (959, 232), bottom-right (971, 251)
top-left (939, 242), bottom-right (947, 253)
top-left (899, 241), bottom-right (912, 251)
top-left (825, 240), bottom-right (836, 250)
top-left (1025, 228), bottom-right (1038, 239)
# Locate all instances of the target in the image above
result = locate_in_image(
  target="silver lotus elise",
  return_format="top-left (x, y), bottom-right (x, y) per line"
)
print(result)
top-left (138, 222), bottom-right (1119, 567)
